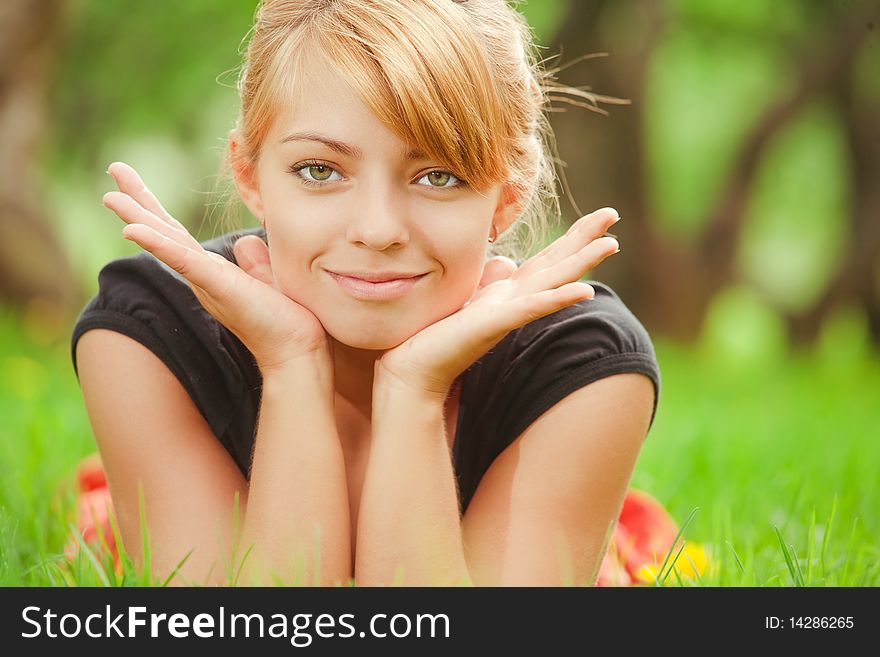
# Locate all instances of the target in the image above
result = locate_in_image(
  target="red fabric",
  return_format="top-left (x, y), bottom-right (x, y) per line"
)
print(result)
top-left (64, 454), bottom-right (121, 573)
top-left (596, 488), bottom-right (679, 586)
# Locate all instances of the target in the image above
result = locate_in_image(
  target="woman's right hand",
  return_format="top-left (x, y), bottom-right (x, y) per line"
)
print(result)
top-left (102, 161), bottom-right (331, 374)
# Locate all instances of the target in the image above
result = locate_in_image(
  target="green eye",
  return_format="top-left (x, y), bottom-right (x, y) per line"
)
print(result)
top-left (288, 161), bottom-right (343, 186)
top-left (426, 171), bottom-right (452, 187)
top-left (308, 165), bottom-right (334, 181)
top-left (418, 170), bottom-right (464, 189)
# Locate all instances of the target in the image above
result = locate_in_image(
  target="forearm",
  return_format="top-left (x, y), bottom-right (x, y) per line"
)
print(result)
top-left (238, 355), bottom-right (351, 586)
top-left (355, 375), bottom-right (471, 586)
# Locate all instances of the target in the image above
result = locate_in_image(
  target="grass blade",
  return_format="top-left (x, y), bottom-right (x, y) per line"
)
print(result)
top-left (726, 541), bottom-right (746, 576)
top-left (821, 494), bottom-right (837, 582)
top-left (683, 549), bottom-right (704, 585)
top-left (137, 484), bottom-right (152, 586)
top-left (774, 525), bottom-right (801, 587)
top-left (789, 543), bottom-right (806, 587)
top-left (233, 543), bottom-right (255, 587)
top-left (806, 506), bottom-right (816, 585)
top-left (67, 521), bottom-right (110, 587)
top-left (160, 548), bottom-right (195, 588)
top-left (659, 538), bottom-right (688, 586)
top-left (841, 516), bottom-right (859, 586)
top-left (654, 506), bottom-right (698, 587)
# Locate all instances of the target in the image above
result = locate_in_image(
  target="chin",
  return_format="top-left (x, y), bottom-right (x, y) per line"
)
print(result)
top-left (323, 319), bottom-right (421, 352)
top-left (312, 292), bottom-right (472, 352)
top-left (332, 330), bottom-right (406, 351)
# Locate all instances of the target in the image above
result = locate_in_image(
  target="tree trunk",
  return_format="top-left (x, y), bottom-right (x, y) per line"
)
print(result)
top-left (549, 0), bottom-right (878, 345)
top-left (0, 0), bottom-right (78, 326)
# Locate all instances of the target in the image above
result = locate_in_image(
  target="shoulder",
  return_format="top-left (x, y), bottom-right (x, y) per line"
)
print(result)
top-left (458, 282), bottom-right (661, 584)
top-left (70, 226), bottom-right (266, 371)
top-left (469, 279), bottom-right (661, 436)
top-left (454, 279), bottom-right (662, 513)
top-left (69, 227), bottom-right (266, 460)
top-left (511, 279), bottom-right (657, 364)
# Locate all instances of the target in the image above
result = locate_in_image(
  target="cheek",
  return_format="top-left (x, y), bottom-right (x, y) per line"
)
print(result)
top-left (260, 193), bottom-right (339, 297)
top-left (436, 240), bottom-right (487, 306)
top-left (262, 223), bottom-right (323, 307)
top-left (428, 210), bottom-right (492, 295)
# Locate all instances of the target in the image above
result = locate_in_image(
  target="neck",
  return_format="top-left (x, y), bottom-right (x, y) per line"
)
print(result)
top-left (329, 338), bottom-right (463, 424)
top-left (330, 337), bottom-right (385, 418)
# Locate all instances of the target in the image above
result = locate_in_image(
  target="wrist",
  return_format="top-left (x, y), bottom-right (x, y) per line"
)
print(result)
top-left (259, 349), bottom-right (334, 392)
top-left (373, 360), bottom-right (450, 407)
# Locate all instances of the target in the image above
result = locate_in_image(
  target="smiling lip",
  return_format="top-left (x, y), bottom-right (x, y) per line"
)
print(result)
top-left (326, 270), bottom-right (427, 301)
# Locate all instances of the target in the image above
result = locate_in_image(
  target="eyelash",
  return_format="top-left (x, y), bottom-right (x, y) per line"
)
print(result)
top-left (286, 161), bottom-right (338, 188)
top-left (286, 159), bottom-right (467, 190)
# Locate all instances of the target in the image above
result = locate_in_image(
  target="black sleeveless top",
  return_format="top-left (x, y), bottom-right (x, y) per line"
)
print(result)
top-left (70, 227), bottom-right (662, 515)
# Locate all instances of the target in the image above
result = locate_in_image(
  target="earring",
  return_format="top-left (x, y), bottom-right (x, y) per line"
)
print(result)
top-left (487, 224), bottom-right (498, 243)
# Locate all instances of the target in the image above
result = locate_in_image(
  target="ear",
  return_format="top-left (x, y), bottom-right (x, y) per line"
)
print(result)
top-left (491, 183), bottom-right (526, 237)
top-left (228, 128), bottom-right (265, 224)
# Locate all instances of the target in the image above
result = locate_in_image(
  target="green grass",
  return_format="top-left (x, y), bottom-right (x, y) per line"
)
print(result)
top-left (1, 305), bottom-right (878, 586)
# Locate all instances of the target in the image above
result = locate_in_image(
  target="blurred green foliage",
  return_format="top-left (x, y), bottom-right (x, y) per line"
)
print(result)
top-left (644, 1), bottom-right (865, 319)
top-left (2, 0), bottom-right (878, 588)
top-left (737, 101), bottom-right (850, 314)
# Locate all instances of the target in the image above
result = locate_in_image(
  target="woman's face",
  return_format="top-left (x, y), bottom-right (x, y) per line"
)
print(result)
top-left (240, 62), bottom-right (513, 350)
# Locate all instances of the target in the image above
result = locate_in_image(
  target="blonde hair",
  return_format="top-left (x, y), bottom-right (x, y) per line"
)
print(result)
top-left (211, 0), bottom-right (610, 259)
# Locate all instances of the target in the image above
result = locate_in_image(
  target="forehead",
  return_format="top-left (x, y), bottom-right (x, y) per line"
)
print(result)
top-left (270, 60), bottom-right (363, 131)
top-left (268, 61), bottom-right (428, 162)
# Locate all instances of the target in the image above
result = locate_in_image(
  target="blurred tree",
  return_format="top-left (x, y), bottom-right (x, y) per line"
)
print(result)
top-left (548, 0), bottom-right (879, 344)
top-left (0, 0), bottom-right (78, 317)
top-left (791, 23), bottom-right (880, 344)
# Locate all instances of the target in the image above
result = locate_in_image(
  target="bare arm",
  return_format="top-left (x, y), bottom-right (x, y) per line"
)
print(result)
top-left (77, 329), bottom-right (249, 586)
top-left (355, 376), bottom-right (470, 586)
top-left (77, 330), bottom-right (351, 586)
top-left (237, 353), bottom-right (351, 586)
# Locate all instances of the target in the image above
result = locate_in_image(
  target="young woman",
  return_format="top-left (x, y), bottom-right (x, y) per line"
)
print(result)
top-left (71, 0), bottom-right (660, 586)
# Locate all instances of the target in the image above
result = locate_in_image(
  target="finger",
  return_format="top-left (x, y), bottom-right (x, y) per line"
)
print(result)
top-left (477, 256), bottom-right (518, 291)
top-left (103, 191), bottom-right (201, 250)
top-left (518, 207), bottom-right (619, 277)
top-left (556, 235), bottom-right (619, 289)
top-left (106, 161), bottom-right (190, 234)
top-left (233, 235), bottom-right (276, 287)
top-left (122, 223), bottom-right (232, 295)
top-left (498, 281), bottom-right (596, 331)
top-left (520, 236), bottom-right (618, 295)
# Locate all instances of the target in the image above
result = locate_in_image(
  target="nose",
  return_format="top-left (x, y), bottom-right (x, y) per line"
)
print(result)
top-left (345, 181), bottom-right (410, 251)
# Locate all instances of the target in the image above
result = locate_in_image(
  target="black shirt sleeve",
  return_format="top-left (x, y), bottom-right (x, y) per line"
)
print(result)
top-left (452, 280), bottom-right (661, 514)
top-left (69, 228), bottom-right (266, 478)
top-left (500, 281), bottom-right (660, 440)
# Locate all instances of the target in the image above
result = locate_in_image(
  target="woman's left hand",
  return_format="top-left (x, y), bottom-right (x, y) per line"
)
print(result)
top-left (376, 207), bottom-right (622, 398)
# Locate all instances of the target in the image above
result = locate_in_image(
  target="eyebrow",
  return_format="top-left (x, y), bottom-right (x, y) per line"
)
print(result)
top-left (278, 131), bottom-right (428, 161)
